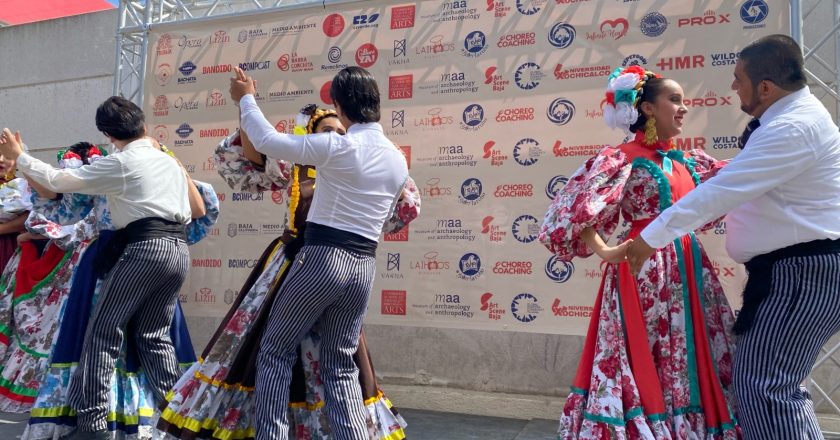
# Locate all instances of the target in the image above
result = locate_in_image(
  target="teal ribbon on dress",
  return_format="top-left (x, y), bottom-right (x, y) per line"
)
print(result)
top-left (656, 149), bottom-right (685, 175)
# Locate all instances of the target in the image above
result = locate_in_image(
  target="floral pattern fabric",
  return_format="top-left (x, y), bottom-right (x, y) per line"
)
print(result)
top-left (540, 144), bottom-right (738, 440)
top-left (0, 177), bottom-right (33, 222)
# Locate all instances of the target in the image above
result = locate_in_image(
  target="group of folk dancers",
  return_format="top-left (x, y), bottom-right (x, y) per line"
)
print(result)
top-left (0, 33), bottom-right (838, 440)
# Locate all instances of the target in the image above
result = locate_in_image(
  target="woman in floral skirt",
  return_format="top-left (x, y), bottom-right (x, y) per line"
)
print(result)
top-left (540, 67), bottom-right (741, 439)
top-left (157, 105), bottom-right (419, 440)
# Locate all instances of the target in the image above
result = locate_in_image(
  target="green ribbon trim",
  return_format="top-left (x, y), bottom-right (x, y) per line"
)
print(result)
top-left (15, 333), bottom-right (48, 359)
top-left (12, 249), bottom-right (73, 307)
top-left (0, 323), bottom-right (10, 337)
top-left (632, 157), bottom-right (673, 212)
top-left (570, 386), bottom-right (588, 396)
top-left (0, 366), bottom-right (38, 397)
top-left (674, 240), bottom-right (702, 408)
top-left (30, 406), bottom-right (155, 422)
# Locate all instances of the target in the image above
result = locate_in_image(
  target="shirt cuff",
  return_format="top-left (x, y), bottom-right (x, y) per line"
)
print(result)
top-left (16, 152), bottom-right (34, 171)
top-left (240, 93), bottom-right (256, 109)
top-left (640, 217), bottom-right (676, 249)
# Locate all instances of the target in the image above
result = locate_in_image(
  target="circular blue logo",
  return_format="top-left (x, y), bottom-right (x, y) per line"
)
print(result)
top-left (548, 22), bottom-right (576, 48)
top-left (547, 98), bottom-right (575, 125)
top-left (178, 61), bottom-right (197, 76)
top-left (176, 123), bottom-right (194, 139)
top-left (511, 293), bottom-right (540, 323)
top-left (512, 215), bottom-right (539, 243)
top-left (459, 253), bottom-right (482, 277)
top-left (460, 178), bottom-right (483, 201)
top-left (464, 30), bottom-right (487, 54)
top-left (640, 12), bottom-right (668, 37)
top-left (513, 138), bottom-right (540, 166)
top-left (740, 1), bottom-right (768, 25)
top-left (514, 62), bottom-right (542, 90)
top-left (328, 46), bottom-right (342, 63)
top-left (545, 175), bottom-right (569, 200)
top-left (545, 255), bottom-right (574, 283)
top-left (516, 0), bottom-right (542, 15)
top-left (462, 104), bottom-right (485, 127)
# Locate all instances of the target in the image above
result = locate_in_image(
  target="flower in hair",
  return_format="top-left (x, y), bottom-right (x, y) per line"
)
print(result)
top-left (59, 151), bottom-right (84, 169)
top-left (602, 65), bottom-right (659, 134)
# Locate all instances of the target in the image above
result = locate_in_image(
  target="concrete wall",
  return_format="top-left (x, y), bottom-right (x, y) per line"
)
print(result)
top-left (1, 6), bottom-right (839, 419)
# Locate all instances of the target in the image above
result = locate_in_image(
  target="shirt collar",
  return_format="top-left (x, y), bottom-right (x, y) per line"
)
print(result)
top-left (759, 86), bottom-right (810, 126)
top-left (121, 138), bottom-right (153, 152)
top-left (346, 122), bottom-right (383, 134)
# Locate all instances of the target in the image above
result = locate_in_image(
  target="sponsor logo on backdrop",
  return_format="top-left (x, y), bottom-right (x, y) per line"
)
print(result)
top-left (411, 251), bottom-right (451, 275)
top-left (194, 287), bottom-right (216, 303)
top-left (740, 0), bottom-right (768, 28)
top-left (712, 260), bottom-right (737, 278)
top-left (174, 96), bottom-right (199, 112)
top-left (323, 13), bottom-right (345, 37)
top-left (554, 64), bottom-right (611, 80)
top-left (260, 224), bottom-right (283, 235)
top-left (640, 11), bottom-right (668, 37)
top-left (684, 91), bottom-right (733, 108)
top-left (622, 54), bottom-right (648, 67)
top-left (512, 215), bottom-right (539, 243)
top-left (494, 260), bottom-right (532, 275)
top-left (179, 35), bottom-right (203, 48)
top-left (460, 104), bottom-right (487, 131)
top-left (391, 39), bottom-right (410, 66)
top-left (462, 31), bottom-right (488, 57)
top-left (457, 253), bottom-right (484, 281)
top-left (153, 95), bottom-right (170, 117)
top-left (202, 64), bottom-right (232, 75)
top-left (545, 175), bottom-right (568, 199)
top-left (209, 30), bottom-right (230, 44)
top-left (711, 134), bottom-right (739, 149)
top-left (586, 99), bottom-right (608, 119)
top-left (511, 293), bottom-right (541, 323)
top-left (514, 62), bottom-right (544, 90)
top-left (156, 63), bottom-right (173, 86)
top-left (192, 258), bottom-right (222, 268)
top-left (177, 61), bottom-right (197, 84)
top-left (352, 13), bottom-right (380, 29)
top-left (587, 18), bottom-right (629, 41)
top-left (226, 223), bottom-right (259, 238)
top-left (417, 144), bottom-right (477, 168)
top-left (711, 51), bottom-right (738, 67)
top-left (422, 1), bottom-right (480, 22)
top-left (389, 75), bottom-right (413, 100)
top-left (413, 293), bottom-right (474, 319)
top-left (545, 255), bottom-right (574, 283)
top-left (548, 22), bottom-right (576, 48)
top-left (557, 0), bottom-right (593, 3)
top-left (416, 218), bottom-right (476, 243)
top-left (381, 290), bottom-right (407, 316)
top-left (174, 123), bottom-right (194, 147)
top-left (458, 178), bottom-right (486, 205)
top-left (224, 289), bottom-right (236, 305)
top-left (156, 34), bottom-right (172, 55)
top-left (494, 183), bottom-right (533, 198)
top-left (276, 53), bottom-right (314, 72)
top-left (678, 10), bottom-right (731, 27)
top-left (419, 71), bottom-right (478, 96)
top-left (355, 43), bottom-right (378, 68)
top-left (673, 137), bottom-right (707, 151)
top-left (271, 23), bottom-right (317, 36)
top-left (267, 87), bottom-right (315, 103)
top-left (231, 192), bottom-right (264, 202)
top-left (205, 89), bottom-right (227, 109)
top-left (656, 55), bottom-right (705, 71)
top-left (481, 216), bottom-right (506, 242)
top-left (547, 98), bottom-right (575, 125)
top-left (199, 128), bottom-right (229, 138)
top-left (320, 81), bottom-right (333, 105)
top-left (415, 35), bottom-right (456, 58)
top-left (585, 260), bottom-right (609, 279)
top-left (552, 299), bottom-right (593, 318)
top-left (484, 66), bottom-right (510, 92)
top-left (384, 253), bottom-right (403, 278)
top-left (227, 258), bottom-right (260, 269)
top-left (237, 28), bottom-right (268, 43)
top-left (513, 138), bottom-right (543, 166)
top-left (321, 46), bottom-right (348, 71)
top-left (202, 156), bottom-right (216, 172)
top-left (274, 118), bottom-right (295, 134)
top-left (388, 110), bottom-right (408, 137)
top-left (153, 125), bottom-right (169, 144)
top-left (483, 141), bottom-right (508, 166)
top-left (553, 141), bottom-right (603, 158)
top-left (480, 293), bottom-right (506, 320)
top-left (496, 104), bottom-right (533, 123)
top-left (420, 177), bottom-right (453, 198)
top-left (488, 1), bottom-right (512, 18)
top-left (270, 190), bottom-right (284, 205)
top-left (517, 0), bottom-right (546, 15)
top-left (391, 5), bottom-right (416, 29)
top-left (497, 32), bottom-right (536, 48)
top-left (384, 226), bottom-right (409, 241)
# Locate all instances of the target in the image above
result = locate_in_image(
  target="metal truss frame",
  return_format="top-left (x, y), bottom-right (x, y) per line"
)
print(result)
top-left (115, 0), bottom-right (840, 433)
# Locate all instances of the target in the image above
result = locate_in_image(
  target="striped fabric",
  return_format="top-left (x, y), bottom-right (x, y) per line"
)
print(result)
top-left (255, 244), bottom-right (376, 440)
top-left (733, 253), bottom-right (840, 439)
top-left (67, 237), bottom-right (189, 432)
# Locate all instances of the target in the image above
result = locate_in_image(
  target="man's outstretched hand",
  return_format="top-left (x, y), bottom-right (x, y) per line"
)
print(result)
top-left (0, 128), bottom-right (24, 161)
top-left (229, 66), bottom-right (257, 103)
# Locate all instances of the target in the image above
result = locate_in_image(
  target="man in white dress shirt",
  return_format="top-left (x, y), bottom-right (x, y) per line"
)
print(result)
top-left (627, 34), bottom-right (840, 439)
top-left (1, 96), bottom-right (192, 440)
top-left (229, 66), bottom-right (408, 440)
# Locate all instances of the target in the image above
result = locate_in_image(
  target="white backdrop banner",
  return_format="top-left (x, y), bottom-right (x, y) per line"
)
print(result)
top-left (145, 0), bottom-right (789, 335)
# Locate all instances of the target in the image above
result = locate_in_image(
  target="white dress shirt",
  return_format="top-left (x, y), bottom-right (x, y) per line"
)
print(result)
top-left (641, 87), bottom-right (840, 263)
top-left (240, 94), bottom-right (408, 242)
top-left (16, 138), bottom-right (191, 228)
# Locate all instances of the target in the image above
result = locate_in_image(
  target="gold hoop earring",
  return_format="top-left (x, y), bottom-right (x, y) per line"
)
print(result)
top-left (644, 117), bottom-right (657, 146)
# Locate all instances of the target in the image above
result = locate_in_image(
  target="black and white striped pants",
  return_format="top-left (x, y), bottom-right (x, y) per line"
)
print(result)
top-left (255, 244), bottom-right (376, 440)
top-left (733, 254), bottom-right (840, 439)
top-left (68, 237), bottom-right (189, 431)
